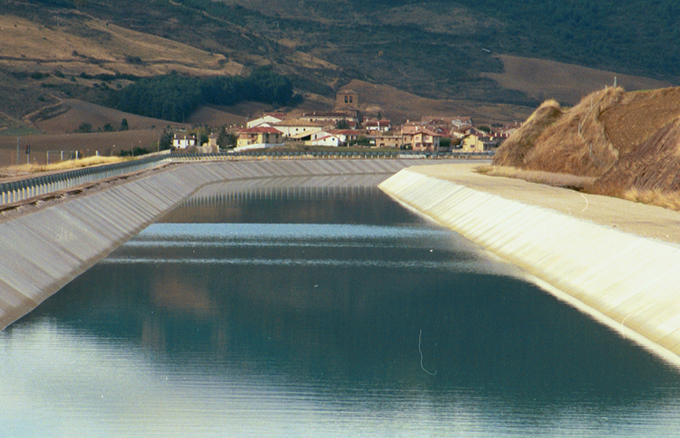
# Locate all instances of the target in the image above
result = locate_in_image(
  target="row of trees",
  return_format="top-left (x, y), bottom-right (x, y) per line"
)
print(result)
top-left (114, 68), bottom-right (301, 123)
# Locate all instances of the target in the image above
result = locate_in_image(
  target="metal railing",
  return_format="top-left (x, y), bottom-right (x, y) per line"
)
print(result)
top-left (0, 150), bottom-right (493, 206)
top-left (0, 156), bottom-right (170, 206)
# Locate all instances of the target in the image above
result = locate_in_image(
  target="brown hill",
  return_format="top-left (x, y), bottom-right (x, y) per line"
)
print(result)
top-left (599, 87), bottom-right (680, 156)
top-left (483, 55), bottom-right (672, 105)
top-left (492, 99), bottom-right (563, 168)
top-left (0, 14), bottom-right (240, 78)
top-left (494, 85), bottom-right (680, 209)
top-left (343, 79), bottom-right (532, 125)
top-left (592, 119), bottom-right (680, 196)
top-left (34, 99), bottom-right (184, 134)
top-left (493, 87), bottom-right (625, 177)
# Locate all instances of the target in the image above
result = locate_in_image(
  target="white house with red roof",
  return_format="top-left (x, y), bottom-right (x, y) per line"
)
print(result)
top-left (329, 129), bottom-right (362, 145)
top-left (309, 131), bottom-right (342, 147)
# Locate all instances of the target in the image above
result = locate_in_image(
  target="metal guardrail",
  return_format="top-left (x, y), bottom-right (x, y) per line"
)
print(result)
top-left (0, 150), bottom-right (494, 206)
top-left (0, 156), bottom-right (171, 206)
top-left (170, 150), bottom-right (494, 161)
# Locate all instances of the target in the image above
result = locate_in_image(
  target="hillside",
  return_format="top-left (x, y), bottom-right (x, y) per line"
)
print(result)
top-left (0, 0), bottom-right (677, 127)
top-left (493, 85), bottom-right (680, 208)
top-left (483, 55), bottom-right (672, 105)
top-left (593, 119), bottom-right (680, 197)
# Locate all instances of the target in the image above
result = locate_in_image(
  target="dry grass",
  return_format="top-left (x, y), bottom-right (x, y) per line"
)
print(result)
top-left (476, 165), bottom-right (595, 189)
top-left (599, 86), bottom-right (680, 156)
top-left (0, 14), bottom-right (241, 78)
top-left (8, 156), bottom-right (130, 174)
top-left (495, 87), bottom-right (625, 177)
top-left (492, 99), bottom-right (563, 168)
top-left (525, 87), bottom-right (624, 177)
top-left (622, 189), bottom-right (680, 211)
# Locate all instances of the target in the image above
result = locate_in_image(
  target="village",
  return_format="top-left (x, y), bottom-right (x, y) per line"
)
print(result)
top-left (172, 89), bottom-right (522, 154)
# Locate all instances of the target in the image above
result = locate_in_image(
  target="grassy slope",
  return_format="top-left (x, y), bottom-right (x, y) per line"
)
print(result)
top-left (493, 85), bottom-right (680, 210)
top-left (483, 55), bottom-right (672, 106)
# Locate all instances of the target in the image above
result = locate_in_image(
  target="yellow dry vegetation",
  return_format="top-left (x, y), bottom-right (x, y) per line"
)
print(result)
top-left (0, 14), bottom-right (243, 77)
top-left (622, 189), bottom-right (680, 211)
top-left (8, 155), bottom-right (131, 174)
top-left (494, 87), bottom-right (629, 177)
top-left (493, 84), bottom-right (680, 211)
top-left (476, 165), bottom-right (596, 189)
top-left (492, 99), bottom-right (563, 168)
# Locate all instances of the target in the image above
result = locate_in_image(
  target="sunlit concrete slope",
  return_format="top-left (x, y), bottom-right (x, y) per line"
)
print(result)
top-left (379, 167), bottom-right (680, 366)
top-left (0, 159), bottom-right (459, 330)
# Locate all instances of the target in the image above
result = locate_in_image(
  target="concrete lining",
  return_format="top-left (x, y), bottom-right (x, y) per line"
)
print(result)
top-left (379, 165), bottom-right (680, 367)
top-left (0, 159), bottom-right (462, 331)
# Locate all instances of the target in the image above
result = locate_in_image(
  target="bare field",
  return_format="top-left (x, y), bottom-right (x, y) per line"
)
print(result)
top-left (342, 79), bottom-right (533, 124)
top-left (186, 106), bottom-right (247, 128)
top-left (0, 130), bottom-right (164, 167)
top-left (483, 55), bottom-right (673, 105)
top-left (34, 99), bottom-right (185, 134)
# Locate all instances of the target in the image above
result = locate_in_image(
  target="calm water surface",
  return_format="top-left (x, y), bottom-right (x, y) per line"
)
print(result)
top-left (2, 181), bottom-right (680, 437)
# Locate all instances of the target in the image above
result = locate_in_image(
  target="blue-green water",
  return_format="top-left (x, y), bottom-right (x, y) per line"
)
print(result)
top-left (2, 184), bottom-right (680, 437)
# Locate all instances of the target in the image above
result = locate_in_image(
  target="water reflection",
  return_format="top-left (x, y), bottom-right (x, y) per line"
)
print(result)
top-left (2, 181), bottom-right (680, 437)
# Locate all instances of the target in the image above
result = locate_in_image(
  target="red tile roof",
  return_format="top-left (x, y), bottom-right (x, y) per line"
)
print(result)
top-left (238, 127), bottom-right (283, 134)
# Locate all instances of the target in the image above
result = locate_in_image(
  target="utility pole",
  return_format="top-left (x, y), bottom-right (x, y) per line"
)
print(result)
top-left (16, 137), bottom-right (20, 166)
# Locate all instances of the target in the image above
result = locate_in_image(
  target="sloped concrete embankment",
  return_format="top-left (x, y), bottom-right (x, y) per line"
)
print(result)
top-left (379, 168), bottom-right (680, 366)
top-left (0, 159), bottom-right (429, 331)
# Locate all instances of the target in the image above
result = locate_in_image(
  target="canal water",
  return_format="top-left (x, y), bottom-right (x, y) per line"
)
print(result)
top-left (2, 176), bottom-right (680, 437)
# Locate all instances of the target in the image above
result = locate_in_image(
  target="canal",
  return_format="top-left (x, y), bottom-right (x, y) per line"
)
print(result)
top-left (2, 175), bottom-right (680, 437)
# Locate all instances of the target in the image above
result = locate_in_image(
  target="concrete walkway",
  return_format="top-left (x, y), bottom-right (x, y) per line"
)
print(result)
top-left (413, 163), bottom-right (680, 244)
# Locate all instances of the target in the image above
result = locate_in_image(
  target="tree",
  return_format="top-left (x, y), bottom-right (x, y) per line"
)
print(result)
top-left (217, 126), bottom-right (236, 148)
top-left (120, 118), bottom-right (129, 131)
top-left (158, 130), bottom-right (173, 151)
top-left (336, 118), bottom-right (350, 129)
top-left (77, 122), bottom-right (92, 133)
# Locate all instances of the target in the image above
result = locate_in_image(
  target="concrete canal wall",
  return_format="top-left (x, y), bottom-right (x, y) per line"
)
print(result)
top-left (379, 167), bottom-right (680, 367)
top-left (0, 159), bottom-right (452, 330)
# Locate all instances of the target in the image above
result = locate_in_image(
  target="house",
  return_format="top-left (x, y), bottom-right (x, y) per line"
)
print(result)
top-left (173, 134), bottom-right (197, 149)
top-left (329, 129), bottom-right (362, 145)
top-left (492, 121), bottom-right (522, 138)
top-left (235, 127), bottom-right (284, 151)
top-left (460, 133), bottom-right (497, 153)
top-left (364, 119), bottom-right (392, 132)
top-left (272, 119), bottom-right (331, 138)
top-left (246, 113), bottom-right (286, 129)
top-left (300, 111), bottom-right (359, 127)
top-left (309, 131), bottom-right (342, 147)
top-left (373, 134), bottom-right (402, 148)
top-left (402, 128), bottom-right (441, 151)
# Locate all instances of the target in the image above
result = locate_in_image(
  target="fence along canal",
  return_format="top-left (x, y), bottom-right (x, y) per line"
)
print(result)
top-left (0, 150), bottom-right (492, 206)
